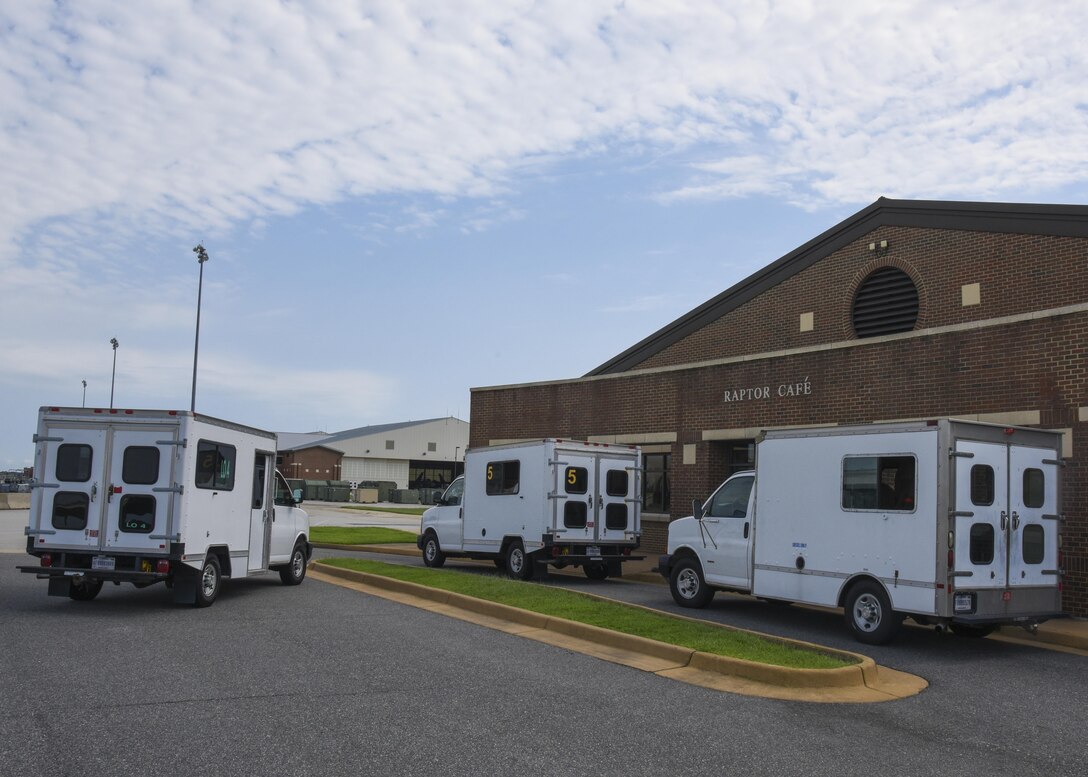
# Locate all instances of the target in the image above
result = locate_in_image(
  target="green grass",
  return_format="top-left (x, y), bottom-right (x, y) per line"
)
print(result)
top-left (341, 505), bottom-right (428, 516)
top-left (321, 558), bottom-right (852, 669)
top-left (310, 526), bottom-right (418, 545)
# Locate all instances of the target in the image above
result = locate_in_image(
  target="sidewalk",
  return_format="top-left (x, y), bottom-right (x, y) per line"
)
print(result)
top-left (320, 541), bottom-right (1088, 653)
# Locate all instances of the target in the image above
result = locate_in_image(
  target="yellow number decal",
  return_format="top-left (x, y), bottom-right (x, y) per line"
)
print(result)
top-left (487, 465), bottom-right (494, 481)
top-left (567, 468), bottom-right (577, 485)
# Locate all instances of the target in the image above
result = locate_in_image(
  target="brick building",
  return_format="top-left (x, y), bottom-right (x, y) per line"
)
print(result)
top-left (469, 198), bottom-right (1088, 616)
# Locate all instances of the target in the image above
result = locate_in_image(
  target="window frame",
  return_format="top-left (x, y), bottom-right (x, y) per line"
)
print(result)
top-left (122, 446), bottom-right (161, 486)
top-left (56, 444), bottom-right (93, 483)
top-left (840, 454), bottom-right (918, 513)
top-left (484, 460), bottom-right (520, 496)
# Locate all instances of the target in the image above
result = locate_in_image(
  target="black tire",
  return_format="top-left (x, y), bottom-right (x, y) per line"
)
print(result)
top-left (844, 580), bottom-right (902, 644)
top-left (68, 578), bottom-right (103, 601)
top-left (194, 554), bottom-right (222, 608)
top-left (279, 542), bottom-right (308, 585)
top-left (669, 556), bottom-right (714, 608)
top-left (421, 533), bottom-right (446, 568)
top-left (950, 623), bottom-right (997, 639)
top-left (583, 562), bottom-right (609, 581)
top-left (505, 540), bottom-right (534, 581)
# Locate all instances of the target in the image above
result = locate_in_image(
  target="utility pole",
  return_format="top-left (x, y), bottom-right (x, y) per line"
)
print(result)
top-left (191, 244), bottom-right (209, 412)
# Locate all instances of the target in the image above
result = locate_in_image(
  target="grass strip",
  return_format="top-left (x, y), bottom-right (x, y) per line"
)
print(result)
top-left (341, 505), bottom-right (428, 516)
top-left (321, 558), bottom-right (851, 669)
top-left (311, 527), bottom-right (418, 545)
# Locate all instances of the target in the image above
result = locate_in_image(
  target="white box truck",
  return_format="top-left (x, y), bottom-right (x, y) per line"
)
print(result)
top-left (19, 406), bottom-right (311, 607)
top-left (418, 439), bottom-right (642, 580)
top-left (658, 420), bottom-right (1065, 644)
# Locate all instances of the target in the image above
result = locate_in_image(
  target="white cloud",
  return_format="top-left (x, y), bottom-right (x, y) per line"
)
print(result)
top-left (4, 0), bottom-right (1086, 262)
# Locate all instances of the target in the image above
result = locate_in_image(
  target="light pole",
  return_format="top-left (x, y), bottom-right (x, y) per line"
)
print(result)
top-left (109, 338), bottom-right (119, 408)
top-left (81, 380), bottom-right (87, 408)
top-left (191, 244), bottom-right (209, 412)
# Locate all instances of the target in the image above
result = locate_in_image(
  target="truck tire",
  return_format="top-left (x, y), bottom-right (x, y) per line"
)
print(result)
top-left (669, 557), bottom-right (714, 608)
top-left (583, 562), bottom-right (608, 581)
top-left (279, 542), bottom-right (308, 585)
top-left (69, 578), bottom-right (103, 601)
top-left (194, 554), bottom-right (222, 608)
top-left (505, 540), bottom-right (534, 581)
top-left (844, 580), bottom-right (902, 644)
top-left (422, 533), bottom-right (446, 568)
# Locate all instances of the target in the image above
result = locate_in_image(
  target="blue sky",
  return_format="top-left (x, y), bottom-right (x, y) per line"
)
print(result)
top-left (3, 1), bottom-right (1088, 470)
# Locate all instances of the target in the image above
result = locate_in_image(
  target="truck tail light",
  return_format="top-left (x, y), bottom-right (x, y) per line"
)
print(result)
top-left (41, 553), bottom-right (52, 567)
top-left (156, 559), bottom-right (171, 574)
top-left (551, 545), bottom-right (563, 557)
top-left (622, 547), bottom-right (632, 556)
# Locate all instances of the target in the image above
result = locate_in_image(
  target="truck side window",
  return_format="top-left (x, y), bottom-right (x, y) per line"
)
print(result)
top-left (56, 444), bottom-right (92, 482)
top-left (442, 477), bottom-right (464, 506)
top-left (273, 472), bottom-right (295, 506)
top-left (195, 440), bottom-right (236, 491)
top-left (842, 455), bottom-right (916, 511)
top-left (485, 460), bottom-right (520, 496)
top-left (708, 476), bottom-right (753, 518)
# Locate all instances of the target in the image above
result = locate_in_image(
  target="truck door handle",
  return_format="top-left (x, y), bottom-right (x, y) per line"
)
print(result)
top-left (91, 483), bottom-right (97, 502)
top-left (1000, 511), bottom-right (1008, 531)
top-left (588, 495), bottom-right (594, 508)
top-left (1011, 511), bottom-right (1020, 530)
top-left (743, 521), bottom-right (750, 539)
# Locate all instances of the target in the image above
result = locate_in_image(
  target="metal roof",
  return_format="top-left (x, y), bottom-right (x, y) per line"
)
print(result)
top-left (279, 417), bottom-right (460, 452)
top-left (587, 197), bottom-right (1088, 376)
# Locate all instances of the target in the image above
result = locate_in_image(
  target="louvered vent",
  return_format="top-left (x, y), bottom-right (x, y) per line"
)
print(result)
top-left (852, 267), bottom-right (919, 338)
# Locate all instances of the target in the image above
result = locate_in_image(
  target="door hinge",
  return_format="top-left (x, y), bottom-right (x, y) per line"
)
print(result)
top-left (30, 482), bottom-right (59, 490)
top-left (25, 528), bottom-right (57, 536)
top-left (950, 450), bottom-right (974, 459)
top-left (150, 533), bottom-right (181, 542)
top-left (157, 438), bottom-right (187, 448)
top-left (33, 435), bottom-right (64, 443)
top-left (152, 484), bottom-right (184, 495)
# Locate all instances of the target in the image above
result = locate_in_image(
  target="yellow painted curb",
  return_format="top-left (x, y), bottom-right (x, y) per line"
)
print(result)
top-left (312, 562), bottom-right (927, 703)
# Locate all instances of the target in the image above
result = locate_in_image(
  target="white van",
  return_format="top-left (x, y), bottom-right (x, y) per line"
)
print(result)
top-left (419, 439), bottom-right (642, 580)
top-left (20, 407), bottom-right (311, 606)
top-left (659, 420), bottom-right (1064, 643)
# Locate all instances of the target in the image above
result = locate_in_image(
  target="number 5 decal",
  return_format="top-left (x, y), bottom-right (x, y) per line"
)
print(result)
top-left (487, 464), bottom-right (493, 481)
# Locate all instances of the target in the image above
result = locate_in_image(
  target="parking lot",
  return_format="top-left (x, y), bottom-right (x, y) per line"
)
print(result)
top-left (3, 507), bottom-right (1085, 776)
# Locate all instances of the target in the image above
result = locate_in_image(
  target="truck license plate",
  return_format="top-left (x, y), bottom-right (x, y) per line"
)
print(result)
top-left (954, 593), bottom-right (974, 613)
top-left (587, 546), bottom-right (601, 558)
top-left (91, 556), bottom-right (115, 571)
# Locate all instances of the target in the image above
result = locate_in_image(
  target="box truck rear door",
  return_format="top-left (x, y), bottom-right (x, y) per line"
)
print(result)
top-left (595, 454), bottom-right (637, 543)
top-left (103, 428), bottom-right (176, 553)
top-left (1007, 446), bottom-right (1060, 589)
top-left (953, 440), bottom-right (1008, 589)
top-left (34, 426), bottom-right (108, 551)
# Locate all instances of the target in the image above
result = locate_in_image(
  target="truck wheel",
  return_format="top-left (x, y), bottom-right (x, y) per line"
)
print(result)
top-left (279, 542), bottom-right (308, 585)
top-left (950, 623), bottom-right (996, 639)
top-left (670, 557), bottom-right (713, 608)
top-left (583, 562), bottom-right (609, 581)
top-left (194, 555), bottom-right (221, 608)
top-left (505, 541), bottom-right (534, 581)
top-left (69, 578), bottom-right (103, 601)
top-left (422, 533), bottom-right (446, 568)
top-left (844, 580), bottom-right (902, 644)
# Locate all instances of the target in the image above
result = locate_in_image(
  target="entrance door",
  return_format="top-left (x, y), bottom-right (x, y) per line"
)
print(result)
top-left (249, 452), bottom-right (274, 571)
top-left (36, 427), bottom-right (108, 551)
top-left (700, 473), bottom-right (755, 589)
top-left (103, 429), bottom-right (176, 552)
top-left (953, 440), bottom-right (1059, 590)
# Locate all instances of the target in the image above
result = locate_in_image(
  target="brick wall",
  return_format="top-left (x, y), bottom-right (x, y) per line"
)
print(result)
top-left (470, 224), bottom-right (1088, 615)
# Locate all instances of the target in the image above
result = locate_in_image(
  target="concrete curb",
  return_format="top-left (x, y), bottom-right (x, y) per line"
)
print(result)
top-left (312, 561), bottom-right (913, 700)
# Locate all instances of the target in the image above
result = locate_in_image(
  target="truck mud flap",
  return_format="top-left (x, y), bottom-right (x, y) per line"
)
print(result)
top-left (171, 567), bottom-right (198, 605)
top-left (47, 577), bottom-right (72, 598)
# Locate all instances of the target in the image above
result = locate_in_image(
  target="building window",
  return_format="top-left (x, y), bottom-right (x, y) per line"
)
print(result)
top-left (428, 442), bottom-right (437, 452)
top-left (385, 440), bottom-right (395, 450)
top-left (643, 454), bottom-right (670, 513)
top-left (726, 442), bottom-right (754, 476)
top-left (852, 266), bottom-right (919, 338)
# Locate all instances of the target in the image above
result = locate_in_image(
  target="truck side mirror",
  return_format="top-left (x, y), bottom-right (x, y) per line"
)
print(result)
top-left (692, 498), bottom-right (704, 520)
top-left (292, 489), bottom-right (304, 505)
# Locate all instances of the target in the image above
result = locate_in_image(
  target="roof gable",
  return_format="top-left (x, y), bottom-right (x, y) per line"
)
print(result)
top-left (588, 197), bottom-right (1088, 376)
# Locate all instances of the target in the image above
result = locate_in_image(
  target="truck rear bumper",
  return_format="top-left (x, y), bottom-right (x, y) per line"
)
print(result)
top-left (17, 564), bottom-right (169, 586)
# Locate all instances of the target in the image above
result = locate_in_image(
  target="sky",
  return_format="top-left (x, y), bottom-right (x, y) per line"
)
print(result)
top-left (2, 0), bottom-right (1088, 471)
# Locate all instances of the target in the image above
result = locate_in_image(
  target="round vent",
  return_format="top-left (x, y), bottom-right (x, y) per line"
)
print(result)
top-left (852, 267), bottom-right (919, 338)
